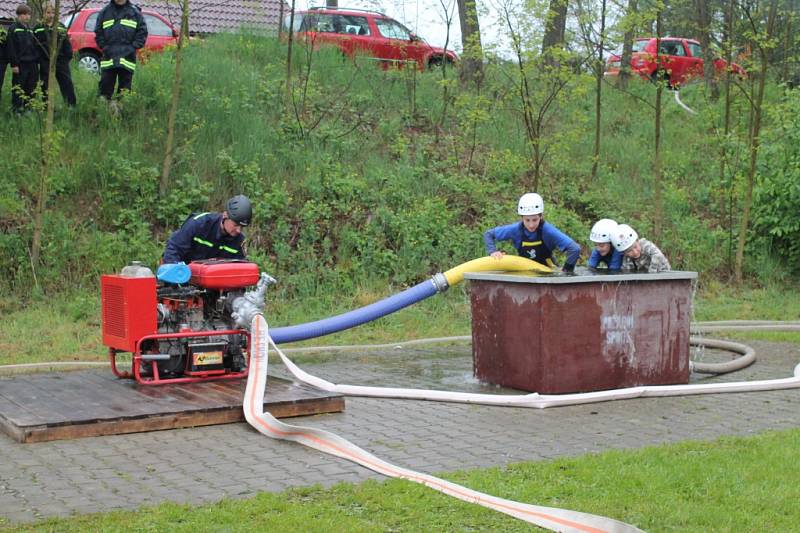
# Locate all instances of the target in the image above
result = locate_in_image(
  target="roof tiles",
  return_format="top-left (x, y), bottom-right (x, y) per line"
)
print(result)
top-left (0, 0), bottom-right (288, 34)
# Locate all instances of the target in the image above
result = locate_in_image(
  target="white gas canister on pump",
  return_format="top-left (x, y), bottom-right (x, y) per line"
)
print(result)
top-left (121, 261), bottom-right (155, 277)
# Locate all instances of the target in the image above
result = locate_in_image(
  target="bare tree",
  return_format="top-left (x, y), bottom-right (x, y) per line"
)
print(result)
top-left (285, 0), bottom-right (297, 112)
top-left (31, 0), bottom-right (63, 269)
top-left (160, 0), bottom-right (190, 195)
top-left (576, 0), bottom-right (608, 180)
top-left (436, 0), bottom-right (457, 131)
top-left (617, 0), bottom-right (637, 89)
top-left (497, 0), bottom-right (578, 188)
top-left (653, 4), bottom-right (664, 240)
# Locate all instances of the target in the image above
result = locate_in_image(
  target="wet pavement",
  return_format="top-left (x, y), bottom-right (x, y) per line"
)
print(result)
top-left (1, 339), bottom-right (799, 524)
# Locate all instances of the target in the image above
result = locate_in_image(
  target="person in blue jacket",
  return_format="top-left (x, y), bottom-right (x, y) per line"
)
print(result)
top-left (483, 193), bottom-right (581, 272)
top-left (587, 218), bottom-right (623, 272)
top-left (162, 195), bottom-right (252, 264)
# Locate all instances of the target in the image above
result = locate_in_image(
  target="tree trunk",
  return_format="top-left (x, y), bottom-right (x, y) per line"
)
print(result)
top-left (735, 0), bottom-right (778, 283)
top-left (722, 0), bottom-right (734, 273)
top-left (542, 0), bottom-right (568, 57)
top-left (285, 0), bottom-right (297, 112)
top-left (653, 9), bottom-right (663, 240)
top-left (591, 0), bottom-right (607, 180)
top-left (31, 0), bottom-right (62, 270)
top-left (457, 0), bottom-right (484, 86)
top-left (160, 0), bottom-right (189, 196)
top-left (618, 0), bottom-right (637, 90)
top-left (278, 0), bottom-right (285, 40)
top-left (695, 0), bottom-right (718, 98)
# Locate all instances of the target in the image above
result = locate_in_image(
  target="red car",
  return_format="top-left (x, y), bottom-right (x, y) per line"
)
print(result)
top-left (64, 8), bottom-right (178, 73)
top-left (286, 7), bottom-right (458, 70)
top-left (605, 37), bottom-right (746, 87)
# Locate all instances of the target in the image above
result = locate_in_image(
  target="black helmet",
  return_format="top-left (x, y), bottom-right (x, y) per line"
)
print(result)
top-left (226, 195), bottom-right (252, 226)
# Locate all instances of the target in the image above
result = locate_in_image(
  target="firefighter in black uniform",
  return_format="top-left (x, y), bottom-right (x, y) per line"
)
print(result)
top-left (162, 195), bottom-right (253, 264)
top-left (7, 4), bottom-right (39, 112)
top-left (93, 0), bottom-right (147, 100)
top-left (35, 5), bottom-right (76, 106)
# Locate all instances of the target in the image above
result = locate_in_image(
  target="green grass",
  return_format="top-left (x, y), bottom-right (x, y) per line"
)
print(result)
top-left (3, 429), bottom-right (799, 532)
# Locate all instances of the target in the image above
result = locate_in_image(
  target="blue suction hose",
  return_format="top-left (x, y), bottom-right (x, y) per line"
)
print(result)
top-left (267, 256), bottom-right (551, 345)
top-left (270, 278), bottom-right (443, 344)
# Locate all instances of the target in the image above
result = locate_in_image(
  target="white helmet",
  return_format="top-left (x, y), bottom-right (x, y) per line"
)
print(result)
top-left (589, 219), bottom-right (618, 243)
top-left (517, 193), bottom-right (544, 216)
top-left (611, 224), bottom-right (638, 252)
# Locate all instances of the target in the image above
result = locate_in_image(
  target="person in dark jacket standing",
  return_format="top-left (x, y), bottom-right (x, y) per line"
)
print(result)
top-left (94, 0), bottom-right (147, 100)
top-left (163, 195), bottom-right (253, 264)
top-left (7, 4), bottom-right (40, 112)
top-left (35, 5), bottom-right (76, 106)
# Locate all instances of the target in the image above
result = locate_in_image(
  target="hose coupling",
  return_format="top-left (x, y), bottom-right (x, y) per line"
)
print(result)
top-left (431, 272), bottom-right (449, 293)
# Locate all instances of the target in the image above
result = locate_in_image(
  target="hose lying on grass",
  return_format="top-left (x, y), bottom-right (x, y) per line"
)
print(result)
top-left (246, 314), bottom-right (645, 533)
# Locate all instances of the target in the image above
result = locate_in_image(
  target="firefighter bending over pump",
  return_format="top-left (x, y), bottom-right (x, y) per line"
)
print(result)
top-left (163, 195), bottom-right (252, 264)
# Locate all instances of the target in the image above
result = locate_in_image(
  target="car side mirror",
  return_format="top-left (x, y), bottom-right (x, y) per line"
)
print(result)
top-left (173, 29), bottom-right (179, 37)
top-left (409, 33), bottom-right (420, 42)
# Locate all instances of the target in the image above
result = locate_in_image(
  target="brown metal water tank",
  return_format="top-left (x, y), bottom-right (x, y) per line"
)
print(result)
top-left (465, 271), bottom-right (698, 394)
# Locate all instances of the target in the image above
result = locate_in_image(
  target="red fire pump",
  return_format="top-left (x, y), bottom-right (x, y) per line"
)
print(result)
top-left (101, 259), bottom-right (272, 385)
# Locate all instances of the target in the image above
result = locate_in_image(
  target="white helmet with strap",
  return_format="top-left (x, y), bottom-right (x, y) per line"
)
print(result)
top-left (589, 219), bottom-right (618, 243)
top-left (611, 224), bottom-right (638, 252)
top-left (517, 193), bottom-right (544, 216)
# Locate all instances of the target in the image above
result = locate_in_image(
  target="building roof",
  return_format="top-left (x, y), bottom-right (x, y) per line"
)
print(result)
top-left (0, 0), bottom-right (288, 34)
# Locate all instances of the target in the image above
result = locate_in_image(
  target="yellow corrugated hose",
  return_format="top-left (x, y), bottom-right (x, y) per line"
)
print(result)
top-left (443, 255), bottom-right (552, 287)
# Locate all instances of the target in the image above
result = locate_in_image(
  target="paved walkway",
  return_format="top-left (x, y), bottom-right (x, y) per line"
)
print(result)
top-left (1, 340), bottom-right (799, 524)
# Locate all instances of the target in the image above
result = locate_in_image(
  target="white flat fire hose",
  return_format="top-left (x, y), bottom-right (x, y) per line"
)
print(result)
top-left (245, 315), bottom-right (644, 533)
top-left (269, 334), bottom-right (800, 409)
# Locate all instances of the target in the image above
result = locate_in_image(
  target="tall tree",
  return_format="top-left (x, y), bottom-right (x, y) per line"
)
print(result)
top-left (592, 0), bottom-right (607, 180)
top-left (31, 0), bottom-right (63, 270)
top-left (617, 0), bottom-right (638, 90)
top-left (160, 0), bottom-right (190, 195)
top-left (653, 2), bottom-right (665, 240)
top-left (694, 0), bottom-right (719, 98)
top-left (457, 0), bottom-right (484, 85)
top-left (721, 0), bottom-right (735, 272)
top-left (735, 0), bottom-right (778, 283)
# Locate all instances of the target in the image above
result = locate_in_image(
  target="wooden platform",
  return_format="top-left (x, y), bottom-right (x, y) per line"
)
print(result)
top-left (0, 370), bottom-right (344, 443)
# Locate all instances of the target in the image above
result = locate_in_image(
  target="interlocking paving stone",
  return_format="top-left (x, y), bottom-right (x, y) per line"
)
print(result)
top-left (1, 340), bottom-right (799, 523)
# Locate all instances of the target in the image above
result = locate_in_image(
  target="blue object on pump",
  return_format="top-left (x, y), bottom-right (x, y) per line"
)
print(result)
top-left (157, 262), bottom-right (192, 284)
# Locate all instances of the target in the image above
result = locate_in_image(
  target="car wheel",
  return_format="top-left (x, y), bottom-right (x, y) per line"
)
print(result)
top-left (78, 52), bottom-right (101, 74)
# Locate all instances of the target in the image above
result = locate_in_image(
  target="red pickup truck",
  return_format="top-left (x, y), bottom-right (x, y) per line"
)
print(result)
top-left (605, 37), bottom-right (746, 87)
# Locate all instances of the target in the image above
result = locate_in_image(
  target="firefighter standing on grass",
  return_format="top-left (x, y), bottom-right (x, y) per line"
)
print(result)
top-left (7, 4), bottom-right (39, 113)
top-left (93, 0), bottom-right (147, 101)
top-left (35, 5), bottom-right (76, 107)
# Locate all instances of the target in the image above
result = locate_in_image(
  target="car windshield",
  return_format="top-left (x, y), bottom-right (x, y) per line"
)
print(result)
top-left (632, 40), bottom-right (648, 52)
